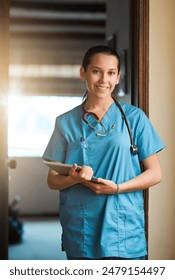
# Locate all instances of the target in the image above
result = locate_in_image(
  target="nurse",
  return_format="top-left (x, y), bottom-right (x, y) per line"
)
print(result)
top-left (43, 45), bottom-right (165, 260)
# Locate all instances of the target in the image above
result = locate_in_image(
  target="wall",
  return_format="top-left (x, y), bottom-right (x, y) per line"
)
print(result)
top-left (149, 0), bottom-right (175, 259)
top-left (9, 157), bottom-right (59, 215)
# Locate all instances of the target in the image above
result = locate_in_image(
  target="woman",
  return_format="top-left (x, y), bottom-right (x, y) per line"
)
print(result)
top-left (43, 45), bottom-right (165, 260)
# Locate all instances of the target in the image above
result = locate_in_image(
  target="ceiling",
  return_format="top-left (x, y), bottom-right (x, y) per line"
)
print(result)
top-left (9, 0), bottom-right (106, 96)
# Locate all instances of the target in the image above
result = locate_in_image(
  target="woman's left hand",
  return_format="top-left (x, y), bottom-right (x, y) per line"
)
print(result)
top-left (83, 178), bottom-right (118, 195)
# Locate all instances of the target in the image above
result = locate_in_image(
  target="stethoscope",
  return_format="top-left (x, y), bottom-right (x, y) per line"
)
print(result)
top-left (82, 98), bottom-right (139, 155)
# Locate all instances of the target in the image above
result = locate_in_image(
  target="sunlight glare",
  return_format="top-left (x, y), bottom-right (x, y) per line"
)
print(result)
top-left (8, 96), bottom-right (82, 157)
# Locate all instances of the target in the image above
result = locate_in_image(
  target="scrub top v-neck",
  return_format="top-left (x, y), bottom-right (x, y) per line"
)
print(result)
top-left (43, 101), bottom-right (165, 259)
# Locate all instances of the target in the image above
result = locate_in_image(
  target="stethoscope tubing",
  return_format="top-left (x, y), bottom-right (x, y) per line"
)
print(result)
top-left (82, 98), bottom-right (138, 155)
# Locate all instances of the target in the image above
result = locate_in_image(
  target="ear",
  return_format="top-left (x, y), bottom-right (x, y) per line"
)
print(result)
top-left (115, 72), bottom-right (121, 85)
top-left (80, 66), bottom-right (87, 81)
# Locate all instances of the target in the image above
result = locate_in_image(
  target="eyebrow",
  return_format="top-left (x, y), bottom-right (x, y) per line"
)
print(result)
top-left (91, 66), bottom-right (117, 71)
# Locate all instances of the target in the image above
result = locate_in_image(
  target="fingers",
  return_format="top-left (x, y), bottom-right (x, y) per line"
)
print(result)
top-left (79, 165), bottom-right (94, 181)
top-left (95, 177), bottom-right (104, 184)
top-left (69, 164), bottom-right (94, 181)
top-left (69, 163), bottom-right (78, 176)
top-left (84, 179), bottom-right (118, 195)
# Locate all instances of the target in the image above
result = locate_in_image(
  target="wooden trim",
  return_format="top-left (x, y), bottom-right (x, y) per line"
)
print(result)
top-left (138, 0), bottom-right (149, 256)
top-left (138, 0), bottom-right (149, 114)
top-left (132, 0), bottom-right (149, 258)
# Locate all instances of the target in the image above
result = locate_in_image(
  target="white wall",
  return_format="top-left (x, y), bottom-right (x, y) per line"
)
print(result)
top-left (9, 157), bottom-right (59, 215)
top-left (149, 0), bottom-right (175, 260)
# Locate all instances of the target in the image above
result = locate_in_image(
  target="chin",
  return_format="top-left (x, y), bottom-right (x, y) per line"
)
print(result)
top-left (95, 92), bottom-right (112, 99)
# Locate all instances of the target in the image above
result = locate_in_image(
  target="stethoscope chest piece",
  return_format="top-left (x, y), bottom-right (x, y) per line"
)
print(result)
top-left (130, 144), bottom-right (139, 155)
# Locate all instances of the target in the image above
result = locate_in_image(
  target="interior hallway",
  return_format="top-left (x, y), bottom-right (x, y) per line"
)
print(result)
top-left (8, 217), bottom-right (67, 260)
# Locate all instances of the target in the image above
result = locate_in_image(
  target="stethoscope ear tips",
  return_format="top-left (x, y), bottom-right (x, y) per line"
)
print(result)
top-left (130, 145), bottom-right (139, 155)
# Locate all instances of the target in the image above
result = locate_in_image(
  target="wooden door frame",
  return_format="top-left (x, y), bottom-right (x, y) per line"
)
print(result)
top-left (132, 0), bottom-right (149, 256)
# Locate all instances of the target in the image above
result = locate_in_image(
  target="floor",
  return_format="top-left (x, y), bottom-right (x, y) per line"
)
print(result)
top-left (8, 216), bottom-right (67, 260)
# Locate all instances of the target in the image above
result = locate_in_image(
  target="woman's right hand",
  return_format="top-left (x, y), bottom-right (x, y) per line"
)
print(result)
top-left (69, 163), bottom-right (94, 182)
top-left (47, 164), bottom-right (94, 190)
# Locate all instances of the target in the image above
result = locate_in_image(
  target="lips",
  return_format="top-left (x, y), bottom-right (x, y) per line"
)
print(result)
top-left (96, 86), bottom-right (109, 90)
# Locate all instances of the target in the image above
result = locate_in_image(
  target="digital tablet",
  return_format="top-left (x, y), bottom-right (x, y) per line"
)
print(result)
top-left (43, 160), bottom-right (98, 182)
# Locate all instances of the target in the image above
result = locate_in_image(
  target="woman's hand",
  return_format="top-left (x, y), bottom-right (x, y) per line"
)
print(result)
top-left (69, 163), bottom-right (94, 182)
top-left (83, 178), bottom-right (118, 195)
top-left (82, 153), bottom-right (162, 195)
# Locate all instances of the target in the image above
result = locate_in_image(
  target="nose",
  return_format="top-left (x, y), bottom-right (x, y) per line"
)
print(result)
top-left (99, 72), bottom-right (108, 82)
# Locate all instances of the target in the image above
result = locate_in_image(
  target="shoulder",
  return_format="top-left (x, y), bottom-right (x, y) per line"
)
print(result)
top-left (55, 104), bottom-right (83, 125)
top-left (119, 102), bottom-right (145, 120)
top-left (118, 102), bottom-right (150, 132)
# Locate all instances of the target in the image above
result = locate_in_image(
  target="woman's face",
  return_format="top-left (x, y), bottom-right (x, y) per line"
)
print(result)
top-left (80, 53), bottom-right (120, 100)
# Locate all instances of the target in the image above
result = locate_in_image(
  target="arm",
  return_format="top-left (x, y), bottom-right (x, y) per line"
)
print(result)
top-left (82, 153), bottom-right (162, 194)
top-left (47, 164), bottom-right (94, 190)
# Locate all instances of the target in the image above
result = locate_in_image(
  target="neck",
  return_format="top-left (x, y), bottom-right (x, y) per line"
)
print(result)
top-left (84, 96), bottom-right (114, 111)
top-left (83, 96), bottom-right (114, 120)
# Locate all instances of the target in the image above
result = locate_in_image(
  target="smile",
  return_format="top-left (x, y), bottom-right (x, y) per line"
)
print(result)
top-left (96, 86), bottom-right (109, 90)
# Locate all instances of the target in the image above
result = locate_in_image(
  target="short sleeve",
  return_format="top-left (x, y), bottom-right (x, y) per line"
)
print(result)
top-left (42, 117), bottom-right (67, 162)
top-left (136, 112), bottom-right (165, 161)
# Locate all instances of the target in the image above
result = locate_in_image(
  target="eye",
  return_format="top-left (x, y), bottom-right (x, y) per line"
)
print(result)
top-left (108, 71), bottom-right (116, 76)
top-left (92, 69), bottom-right (100, 74)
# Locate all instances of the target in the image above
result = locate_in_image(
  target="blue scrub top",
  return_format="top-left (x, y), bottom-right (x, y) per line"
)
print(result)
top-left (43, 102), bottom-right (165, 259)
